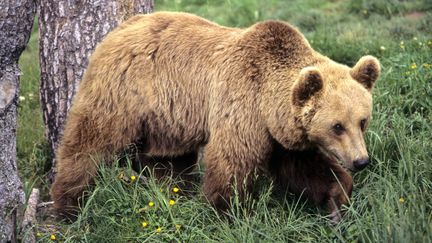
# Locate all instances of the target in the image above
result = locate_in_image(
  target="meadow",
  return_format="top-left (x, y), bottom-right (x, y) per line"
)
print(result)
top-left (17, 0), bottom-right (431, 242)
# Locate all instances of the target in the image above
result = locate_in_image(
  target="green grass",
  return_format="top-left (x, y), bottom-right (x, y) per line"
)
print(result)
top-left (17, 18), bottom-right (52, 200)
top-left (18, 0), bottom-right (432, 242)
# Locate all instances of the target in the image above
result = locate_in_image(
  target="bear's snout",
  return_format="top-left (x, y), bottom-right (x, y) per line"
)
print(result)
top-left (353, 158), bottom-right (369, 171)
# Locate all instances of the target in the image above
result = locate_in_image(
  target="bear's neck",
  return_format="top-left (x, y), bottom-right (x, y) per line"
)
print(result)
top-left (259, 56), bottom-right (324, 151)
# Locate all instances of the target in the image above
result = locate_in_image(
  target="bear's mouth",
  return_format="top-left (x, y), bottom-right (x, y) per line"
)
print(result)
top-left (317, 146), bottom-right (353, 172)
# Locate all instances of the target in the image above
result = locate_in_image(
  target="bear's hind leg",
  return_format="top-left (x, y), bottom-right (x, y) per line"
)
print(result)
top-left (51, 126), bottom-right (108, 216)
top-left (51, 110), bottom-right (143, 217)
top-left (50, 152), bottom-right (103, 218)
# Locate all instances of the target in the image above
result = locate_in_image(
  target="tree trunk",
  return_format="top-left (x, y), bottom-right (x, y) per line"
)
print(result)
top-left (0, 0), bottom-right (36, 241)
top-left (39, 0), bottom-right (154, 181)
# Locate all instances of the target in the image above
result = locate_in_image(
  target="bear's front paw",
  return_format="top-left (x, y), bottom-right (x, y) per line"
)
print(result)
top-left (328, 204), bottom-right (342, 225)
top-left (327, 180), bottom-right (352, 224)
top-left (329, 198), bottom-right (342, 225)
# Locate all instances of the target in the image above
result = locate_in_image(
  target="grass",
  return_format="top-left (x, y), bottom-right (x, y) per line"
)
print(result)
top-left (17, 0), bottom-right (432, 242)
top-left (17, 17), bottom-right (52, 200)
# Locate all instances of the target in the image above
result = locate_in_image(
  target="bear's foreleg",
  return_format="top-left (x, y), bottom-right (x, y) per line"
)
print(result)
top-left (326, 163), bottom-right (353, 224)
top-left (269, 148), bottom-right (352, 223)
top-left (202, 129), bottom-right (270, 210)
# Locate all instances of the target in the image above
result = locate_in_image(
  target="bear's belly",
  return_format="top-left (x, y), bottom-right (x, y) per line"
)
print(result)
top-left (136, 110), bottom-right (209, 156)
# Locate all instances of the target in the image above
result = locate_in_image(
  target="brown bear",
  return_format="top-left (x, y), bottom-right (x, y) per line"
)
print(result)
top-left (51, 12), bottom-right (380, 222)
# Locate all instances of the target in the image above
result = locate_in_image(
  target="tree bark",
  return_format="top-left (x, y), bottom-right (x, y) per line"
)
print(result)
top-left (39, 0), bottom-right (154, 180)
top-left (21, 188), bottom-right (39, 243)
top-left (0, 0), bottom-right (36, 242)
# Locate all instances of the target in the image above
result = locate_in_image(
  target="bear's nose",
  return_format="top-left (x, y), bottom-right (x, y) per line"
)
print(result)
top-left (353, 158), bottom-right (369, 171)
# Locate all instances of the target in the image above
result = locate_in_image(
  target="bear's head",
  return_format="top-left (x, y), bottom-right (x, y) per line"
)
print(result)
top-left (292, 55), bottom-right (380, 172)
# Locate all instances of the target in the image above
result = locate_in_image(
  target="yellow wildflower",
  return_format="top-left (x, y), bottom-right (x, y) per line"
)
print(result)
top-left (175, 224), bottom-right (181, 231)
top-left (410, 63), bottom-right (417, 69)
top-left (50, 234), bottom-right (56, 241)
top-left (130, 175), bottom-right (136, 182)
top-left (428, 40), bottom-right (432, 46)
top-left (169, 199), bottom-right (175, 206)
top-left (148, 201), bottom-right (154, 207)
top-left (399, 197), bottom-right (405, 203)
top-left (172, 187), bottom-right (179, 193)
top-left (422, 63), bottom-right (431, 68)
top-left (36, 232), bottom-right (42, 237)
top-left (141, 221), bottom-right (148, 228)
top-left (156, 227), bottom-right (162, 233)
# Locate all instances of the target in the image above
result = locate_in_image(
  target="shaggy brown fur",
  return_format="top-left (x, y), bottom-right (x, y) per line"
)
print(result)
top-left (51, 12), bottom-right (380, 221)
top-left (269, 143), bottom-right (353, 223)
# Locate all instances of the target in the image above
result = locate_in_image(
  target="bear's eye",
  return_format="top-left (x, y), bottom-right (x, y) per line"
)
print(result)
top-left (360, 118), bottom-right (367, 131)
top-left (333, 123), bottom-right (345, 135)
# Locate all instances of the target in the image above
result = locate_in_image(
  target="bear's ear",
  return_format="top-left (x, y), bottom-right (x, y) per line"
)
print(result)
top-left (292, 67), bottom-right (324, 107)
top-left (350, 55), bottom-right (380, 91)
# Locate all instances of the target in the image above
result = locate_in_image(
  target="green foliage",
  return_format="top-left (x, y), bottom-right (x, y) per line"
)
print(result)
top-left (43, 162), bottom-right (337, 242)
top-left (18, 0), bottom-right (432, 242)
top-left (18, 17), bottom-right (51, 198)
top-left (347, 0), bottom-right (406, 18)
